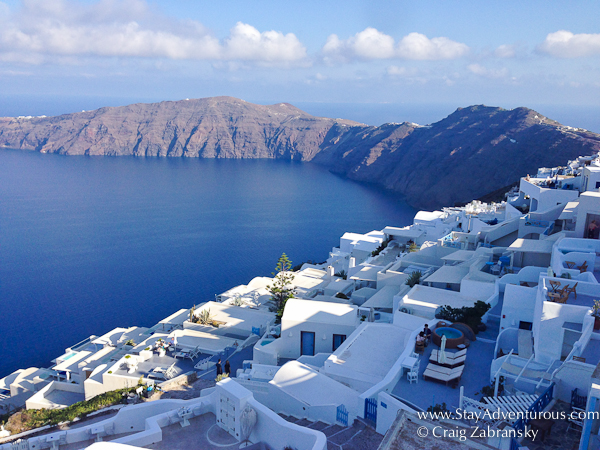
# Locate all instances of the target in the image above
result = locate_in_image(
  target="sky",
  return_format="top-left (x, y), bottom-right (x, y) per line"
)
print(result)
top-left (1, 0), bottom-right (600, 130)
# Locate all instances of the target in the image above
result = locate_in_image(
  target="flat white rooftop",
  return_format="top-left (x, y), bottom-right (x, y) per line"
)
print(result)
top-left (282, 299), bottom-right (357, 326)
top-left (401, 285), bottom-right (479, 311)
top-left (323, 323), bottom-right (410, 384)
top-left (168, 329), bottom-right (239, 354)
top-left (423, 265), bottom-right (469, 285)
top-left (382, 226), bottom-right (425, 238)
top-left (441, 250), bottom-right (477, 262)
top-left (508, 238), bottom-right (554, 254)
top-left (350, 264), bottom-right (382, 281)
top-left (271, 361), bottom-right (359, 406)
top-left (196, 301), bottom-right (273, 332)
top-left (361, 285), bottom-right (402, 309)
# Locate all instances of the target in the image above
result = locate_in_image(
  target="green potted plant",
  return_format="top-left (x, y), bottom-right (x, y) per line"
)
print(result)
top-left (592, 300), bottom-right (600, 331)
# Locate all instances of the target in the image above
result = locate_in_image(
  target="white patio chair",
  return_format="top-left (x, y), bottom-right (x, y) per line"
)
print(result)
top-left (407, 369), bottom-right (418, 384)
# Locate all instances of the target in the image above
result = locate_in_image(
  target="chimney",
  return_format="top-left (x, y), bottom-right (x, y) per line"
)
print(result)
top-left (349, 257), bottom-right (356, 269)
top-left (327, 265), bottom-right (335, 277)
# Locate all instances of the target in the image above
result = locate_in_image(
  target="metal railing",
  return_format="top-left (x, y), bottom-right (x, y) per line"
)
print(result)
top-left (512, 383), bottom-right (554, 434)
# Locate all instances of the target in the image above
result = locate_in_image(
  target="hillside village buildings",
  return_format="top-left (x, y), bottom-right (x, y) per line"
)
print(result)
top-left (2, 150), bottom-right (600, 450)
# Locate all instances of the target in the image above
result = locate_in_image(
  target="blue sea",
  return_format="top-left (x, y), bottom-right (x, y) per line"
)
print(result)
top-left (0, 149), bottom-right (416, 377)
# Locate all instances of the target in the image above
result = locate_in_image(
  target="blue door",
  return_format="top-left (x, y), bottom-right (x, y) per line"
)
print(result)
top-left (301, 331), bottom-right (315, 356)
top-left (333, 334), bottom-right (346, 351)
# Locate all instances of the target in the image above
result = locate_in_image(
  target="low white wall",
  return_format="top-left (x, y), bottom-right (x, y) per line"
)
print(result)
top-left (536, 302), bottom-right (590, 364)
top-left (499, 284), bottom-right (537, 332)
top-left (247, 397), bottom-right (327, 450)
top-left (460, 278), bottom-right (496, 301)
top-left (253, 337), bottom-right (285, 366)
top-left (358, 320), bottom-right (439, 418)
top-left (237, 378), bottom-right (349, 426)
top-left (553, 361), bottom-right (596, 403)
top-left (22, 382), bottom-right (328, 450)
top-left (376, 392), bottom-right (418, 435)
top-left (26, 381), bottom-right (84, 410)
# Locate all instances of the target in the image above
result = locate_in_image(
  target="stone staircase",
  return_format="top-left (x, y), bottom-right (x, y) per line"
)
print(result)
top-left (277, 414), bottom-right (383, 450)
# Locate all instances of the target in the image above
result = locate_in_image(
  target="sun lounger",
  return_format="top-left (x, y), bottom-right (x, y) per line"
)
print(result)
top-left (430, 348), bottom-right (467, 359)
top-left (429, 351), bottom-right (466, 367)
top-left (150, 362), bottom-right (177, 380)
top-left (175, 345), bottom-right (201, 361)
top-left (423, 364), bottom-right (464, 387)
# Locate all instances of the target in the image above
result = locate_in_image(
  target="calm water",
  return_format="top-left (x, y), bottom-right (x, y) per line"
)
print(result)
top-left (0, 149), bottom-right (416, 377)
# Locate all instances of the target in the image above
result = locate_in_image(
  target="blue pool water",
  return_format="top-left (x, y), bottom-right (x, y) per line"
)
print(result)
top-left (435, 327), bottom-right (463, 339)
top-left (0, 149), bottom-right (417, 377)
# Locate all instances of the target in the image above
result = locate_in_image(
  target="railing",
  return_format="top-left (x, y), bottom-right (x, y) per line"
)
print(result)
top-left (336, 404), bottom-right (349, 426)
top-left (513, 383), bottom-right (554, 434)
top-left (66, 335), bottom-right (96, 352)
top-left (235, 378), bottom-right (270, 394)
top-left (441, 233), bottom-right (461, 249)
top-left (523, 217), bottom-right (550, 228)
top-left (510, 437), bottom-right (521, 450)
top-left (364, 397), bottom-right (377, 423)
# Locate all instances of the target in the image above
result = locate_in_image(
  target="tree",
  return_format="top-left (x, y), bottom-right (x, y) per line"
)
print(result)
top-left (267, 253), bottom-right (295, 322)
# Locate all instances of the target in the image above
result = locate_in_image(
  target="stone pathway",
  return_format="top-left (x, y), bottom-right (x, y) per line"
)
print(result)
top-left (278, 414), bottom-right (383, 450)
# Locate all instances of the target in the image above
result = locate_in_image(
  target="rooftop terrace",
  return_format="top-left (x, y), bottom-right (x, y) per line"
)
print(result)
top-left (392, 337), bottom-right (496, 411)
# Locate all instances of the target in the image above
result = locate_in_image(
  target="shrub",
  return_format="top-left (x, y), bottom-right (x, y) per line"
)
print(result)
top-left (232, 295), bottom-right (246, 307)
top-left (197, 308), bottom-right (215, 325)
top-left (475, 377), bottom-right (504, 402)
top-left (426, 403), bottom-right (449, 415)
top-left (215, 373), bottom-right (230, 383)
top-left (5, 387), bottom-right (134, 433)
top-left (405, 271), bottom-right (422, 288)
top-left (371, 238), bottom-right (390, 257)
top-left (334, 270), bottom-right (347, 280)
top-left (437, 301), bottom-right (491, 334)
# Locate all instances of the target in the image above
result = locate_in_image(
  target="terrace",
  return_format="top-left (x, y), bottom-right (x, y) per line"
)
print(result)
top-left (391, 336), bottom-right (496, 411)
top-left (110, 352), bottom-right (201, 382)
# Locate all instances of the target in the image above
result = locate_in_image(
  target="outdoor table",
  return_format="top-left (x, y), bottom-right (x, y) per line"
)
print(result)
top-left (548, 280), bottom-right (561, 293)
top-left (565, 261), bottom-right (576, 269)
top-left (401, 356), bottom-right (418, 374)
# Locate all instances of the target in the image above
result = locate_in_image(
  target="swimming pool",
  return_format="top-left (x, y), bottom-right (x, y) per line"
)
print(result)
top-left (432, 326), bottom-right (465, 349)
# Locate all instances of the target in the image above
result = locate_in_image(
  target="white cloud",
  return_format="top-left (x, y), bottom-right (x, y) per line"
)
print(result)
top-left (468, 63), bottom-right (508, 79)
top-left (0, 0), bottom-right (307, 64)
top-left (538, 30), bottom-right (600, 58)
top-left (396, 33), bottom-right (468, 60)
top-left (386, 66), bottom-right (418, 77)
top-left (223, 22), bottom-right (306, 62)
top-left (494, 44), bottom-right (516, 59)
top-left (322, 28), bottom-right (468, 62)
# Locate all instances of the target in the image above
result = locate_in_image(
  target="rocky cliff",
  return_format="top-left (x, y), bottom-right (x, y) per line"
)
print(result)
top-left (2, 97), bottom-right (600, 209)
